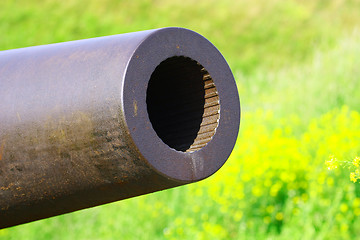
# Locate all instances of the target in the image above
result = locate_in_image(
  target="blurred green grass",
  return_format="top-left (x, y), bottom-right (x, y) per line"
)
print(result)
top-left (1, 0), bottom-right (360, 239)
top-left (1, 0), bottom-right (359, 75)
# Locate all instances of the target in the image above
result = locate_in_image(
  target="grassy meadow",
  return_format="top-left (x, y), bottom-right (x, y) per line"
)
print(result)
top-left (1, 0), bottom-right (360, 239)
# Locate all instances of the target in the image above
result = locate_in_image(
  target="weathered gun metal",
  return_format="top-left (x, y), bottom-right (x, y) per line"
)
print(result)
top-left (0, 27), bottom-right (240, 228)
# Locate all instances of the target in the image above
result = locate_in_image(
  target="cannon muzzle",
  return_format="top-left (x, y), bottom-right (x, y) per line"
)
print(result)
top-left (0, 27), bottom-right (240, 228)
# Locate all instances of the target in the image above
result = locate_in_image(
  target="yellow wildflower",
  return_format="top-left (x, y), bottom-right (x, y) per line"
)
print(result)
top-left (350, 172), bottom-right (357, 183)
top-left (234, 211), bottom-right (243, 221)
top-left (341, 223), bottom-right (349, 232)
top-left (325, 155), bottom-right (338, 170)
top-left (266, 205), bottom-right (275, 213)
top-left (353, 157), bottom-right (360, 167)
top-left (355, 208), bottom-right (360, 216)
top-left (263, 216), bottom-right (271, 224)
top-left (275, 212), bottom-right (284, 221)
top-left (353, 198), bottom-right (360, 208)
top-left (340, 203), bottom-right (348, 213)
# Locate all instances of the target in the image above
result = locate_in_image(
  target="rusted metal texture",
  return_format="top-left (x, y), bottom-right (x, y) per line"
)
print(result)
top-left (0, 27), bottom-right (240, 228)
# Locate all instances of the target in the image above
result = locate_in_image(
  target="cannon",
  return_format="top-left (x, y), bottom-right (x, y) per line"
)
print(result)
top-left (0, 27), bottom-right (240, 228)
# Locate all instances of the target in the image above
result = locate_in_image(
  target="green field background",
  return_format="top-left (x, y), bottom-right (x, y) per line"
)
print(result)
top-left (1, 0), bottom-right (360, 239)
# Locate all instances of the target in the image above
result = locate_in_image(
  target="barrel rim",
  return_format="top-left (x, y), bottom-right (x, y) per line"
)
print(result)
top-left (122, 27), bottom-right (240, 182)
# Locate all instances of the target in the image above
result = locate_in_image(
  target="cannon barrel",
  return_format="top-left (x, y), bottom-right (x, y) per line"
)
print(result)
top-left (0, 27), bottom-right (240, 228)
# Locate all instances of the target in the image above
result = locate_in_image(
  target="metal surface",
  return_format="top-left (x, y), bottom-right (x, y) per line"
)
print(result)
top-left (0, 27), bottom-right (240, 228)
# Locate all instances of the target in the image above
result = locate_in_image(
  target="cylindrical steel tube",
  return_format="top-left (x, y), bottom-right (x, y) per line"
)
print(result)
top-left (0, 27), bottom-right (240, 228)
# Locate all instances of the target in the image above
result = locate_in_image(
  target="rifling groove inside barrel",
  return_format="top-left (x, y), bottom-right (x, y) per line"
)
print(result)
top-left (146, 56), bottom-right (220, 152)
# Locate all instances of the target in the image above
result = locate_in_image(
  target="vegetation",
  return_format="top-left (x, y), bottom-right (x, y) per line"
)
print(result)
top-left (1, 0), bottom-right (360, 239)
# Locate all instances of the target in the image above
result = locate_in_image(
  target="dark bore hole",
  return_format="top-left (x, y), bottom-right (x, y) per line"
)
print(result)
top-left (146, 56), bottom-right (220, 152)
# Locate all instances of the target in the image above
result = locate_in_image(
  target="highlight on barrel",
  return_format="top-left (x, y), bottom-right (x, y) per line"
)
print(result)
top-left (0, 27), bottom-right (240, 228)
